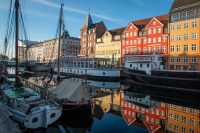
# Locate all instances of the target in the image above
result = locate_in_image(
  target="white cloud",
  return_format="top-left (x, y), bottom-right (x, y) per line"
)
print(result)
top-left (30, 0), bottom-right (116, 22)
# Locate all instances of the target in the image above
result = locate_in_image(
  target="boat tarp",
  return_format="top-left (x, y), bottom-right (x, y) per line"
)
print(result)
top-left (51, 79), bottom-right (91, 101)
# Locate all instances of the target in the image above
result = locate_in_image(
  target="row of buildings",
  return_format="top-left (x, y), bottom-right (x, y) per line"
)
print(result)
top-left (25, 0), bottom-right (200, 70)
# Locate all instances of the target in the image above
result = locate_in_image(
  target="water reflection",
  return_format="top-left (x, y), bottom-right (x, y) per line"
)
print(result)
top-left (6, 67), bottom-right (200, 133)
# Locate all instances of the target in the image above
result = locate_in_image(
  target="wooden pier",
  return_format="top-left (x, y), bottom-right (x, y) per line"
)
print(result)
top-left (0, 102), bottom-right (22, 133)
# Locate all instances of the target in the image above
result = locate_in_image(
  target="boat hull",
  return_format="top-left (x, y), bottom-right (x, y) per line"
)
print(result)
top-left (7, 106), bottom-right (62, 129)
top-left (126, 70), bottom-right (200, 91)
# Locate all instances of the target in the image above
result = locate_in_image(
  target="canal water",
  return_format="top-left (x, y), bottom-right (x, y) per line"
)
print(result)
top-left (7, 67), bottom-right (200, 133)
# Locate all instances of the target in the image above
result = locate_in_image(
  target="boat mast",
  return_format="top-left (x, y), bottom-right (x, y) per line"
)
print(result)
top-left (57, 3), bottom-right (63, 81)
top-left (15, 0), bottom-right (19, 82)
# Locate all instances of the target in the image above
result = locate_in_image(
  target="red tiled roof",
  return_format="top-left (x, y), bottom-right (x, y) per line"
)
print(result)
top-left (108, 27), bottom-right (126, 36)
top-left (130, 14), bottom-right (169, 30)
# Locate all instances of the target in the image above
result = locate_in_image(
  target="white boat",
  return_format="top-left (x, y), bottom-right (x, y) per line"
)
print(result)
top-left (54, 57), bottom-right (120, 81)
top-left (1, 83), bottom-right (62, 129)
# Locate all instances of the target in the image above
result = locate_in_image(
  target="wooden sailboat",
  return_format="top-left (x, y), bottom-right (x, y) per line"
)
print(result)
top-left (1, 0), bottom-right (62, 129)
top-left (50, 3), bottom-right (92, 115)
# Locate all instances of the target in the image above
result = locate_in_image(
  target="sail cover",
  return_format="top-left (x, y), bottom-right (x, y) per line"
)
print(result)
top-left (51, 79), bottom-right (91, 101)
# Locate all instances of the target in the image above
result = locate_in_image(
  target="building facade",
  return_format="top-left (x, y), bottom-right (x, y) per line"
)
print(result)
top-left (169, 0), bottom-right (200, 70)
top-left (166, 104), bottom-right (200, 133)
top-left (96, 27), bottom-right (125, 65)
top-left (28, 30), bottom-right (80, 63)
top-left (80, 12), bottom-right (107, 57)
top-left (122, 15), bottom-right (169, 68)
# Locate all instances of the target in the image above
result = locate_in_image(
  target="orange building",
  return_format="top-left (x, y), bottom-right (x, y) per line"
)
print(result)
top-left (122, 14), bottom-right (169, 68)
top-left (166, 104), bottom-right (200, 133)
top-left (168, 0), bottom-right (200, 70)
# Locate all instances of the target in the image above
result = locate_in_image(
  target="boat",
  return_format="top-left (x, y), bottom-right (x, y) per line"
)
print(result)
top-left (0, 0), bottom-right (62, 129)
top-left (1, 83), bottom-right (62, 129)
top-left (50, 79), bottom-right (92, 115)
top-left (124, 54), bottom-right (200, 91)
top-left (54, 57), bottom-right (121, 82)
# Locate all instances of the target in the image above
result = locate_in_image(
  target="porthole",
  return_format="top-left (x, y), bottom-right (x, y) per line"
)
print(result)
top-left (103, 72), bottom-right (105, 75)
top-left (32, 117), bottom-right (38, 123)
top-left (50, 113), bottom-right (56, 118)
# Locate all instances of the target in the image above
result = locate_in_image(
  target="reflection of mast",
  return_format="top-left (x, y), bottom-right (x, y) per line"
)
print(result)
top-left (57, 3), bottom-right (64, 81)
top-left (15, 0), bottom-right (19, 82)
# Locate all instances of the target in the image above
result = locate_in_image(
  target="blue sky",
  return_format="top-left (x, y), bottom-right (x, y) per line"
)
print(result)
top-left (0, 0), bottom-right (173, 52)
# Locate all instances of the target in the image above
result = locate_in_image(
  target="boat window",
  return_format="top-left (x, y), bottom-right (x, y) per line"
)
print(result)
top-left (147, 64), bottom-right (149, 67)
top-left (103, 72), bottom-right (105, 75)
top-left (130, 64), bottom-right (132, 68)
top-left (81, 71), bottom-right (83, 74)
top-left (140, 64), bottom-right (143, 68)
top-left (50, 113), bottom-right (56, 118)
top-left (102, 83), bottom-right (105, 86)
top-left (32, 117), bottom-right (38, 123)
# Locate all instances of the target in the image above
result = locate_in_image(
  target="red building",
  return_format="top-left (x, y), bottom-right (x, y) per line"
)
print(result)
top-left (122, 14), bottom-right (169, 69)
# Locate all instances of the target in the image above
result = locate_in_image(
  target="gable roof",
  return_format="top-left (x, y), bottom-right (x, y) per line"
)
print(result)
top-left (130, 14), bottom-right (169, 30)
top-left (169, 0), bottom-right (200, 14)
top-left (108, 27), bottom-right (126, 36)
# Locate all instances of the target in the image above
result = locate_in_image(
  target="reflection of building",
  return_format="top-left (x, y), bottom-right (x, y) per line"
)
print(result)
top-left (120, 85), bottom-right (167, 133)
top-left (95, 28), bottom-right (125, 65)
top-left (80, 12), bottom-right (107, 57)
top-left (168, 0), bottom-right (200, 70)
top-left (122, 14), bottom-right (169, 68)
top-left (166, 104), bottom-right (200, 133)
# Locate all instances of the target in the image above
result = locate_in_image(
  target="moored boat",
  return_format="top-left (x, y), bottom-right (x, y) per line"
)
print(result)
top-left (125, 54), bottom-right (200, 91)
top-left (1, 83), bottom-right (62, 129)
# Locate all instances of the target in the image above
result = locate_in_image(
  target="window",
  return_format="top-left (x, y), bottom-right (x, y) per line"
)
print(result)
top-left (177, 34), bottom-right (181, 40)
top-left (138, 39), bottom-right (141, 44)
top-left (192, 44), bottom-right (196, 51)
top-left (177, 24), bottom-right (181, 30)
top-left (174, 114), bottom-right (179, 121)
top-left (130, 32), bottom-right (133, 37)
top-left (134, 31), bottom-right (137, 36)
top-left (169, 104), bottom-right (173, 108)
top-left (148, 29), bottom-right (152, 34)
top-left (158, 28), bottom-right (161, 33)
top-left (158, 37), bottom-right (161, 42)
top-left (191, 56), bottom-right (196, 63)
top-left (170, 35), bottom-right (174, 41)
top-left (163, 37), bottom-right (166, 42)
top-left (192, 21), bottom-right (197, 28)
top-left (138, 48), bottom-right (141, 54)
top-left (126, 41), bottom-right (129, 45)
top-left (184, 22), bottom-right (188, 29)
top-left (143, 39), bottom-right (147, 44)
top-left (168, 124), bottom-right (172, 128)
top-left (170, 57), bottom-right (174, 62)
top-left (130, 48), bottom-right (133, 54)
top-left (170, 25), bottom-right (174, 31)
top-left (182, 127), bottom-right (186, 133)
top-left (187, 10), bottom-right (195, 19)
top-left (32, 117), bottom-right (38, 123)
top-left (152, 47), bottom-right (156, 53)
top-left (174, 105), bottom-right (179, 110)
top-left (182, 107), bottom-right (187, 112)
top-left (189, 129), bottom-right (195, 133)
top-left (148, 47), bottom-right (151, 53)
top-left (134, 40), bottom-right (137, 44)
top-left (184, 34), bottom-right (188, 40)
top-left (50, 113), bottom-right (56, 118)
top-left (176, 56), bottom-right (181, 63)
top-left (177, 45), bottom-right (181, 52)
top-left (126, 33), bottom-right (129, 37)
top-left (130, 26), bottom-right (133, 29)
top-left (190, 108), bottom-right (194, 114)
top-left (130, 40), bottom-right (133, 45)
top-left (153, 28), bottom-right (156, 34)
top-left (170, 46), bottom-right (174, 52)
top-left (143, 48), bottom-right (147, 53)
top-left (153, 38), bottom-right (156, 43)
top-left (184, 56), bottom-right (188, 63)
top-left (157, 46), bottom-right (161, 53)
top-left (174, 125), bottom-right (179, 131)
top-left (148, 38), bottom-right (151, 43)
top-left (184, 44), bottom-right (188, 52)
top-left (192, 32), bottom-right (197, 39)
top-left (190, 118), bottom-right (195, 126)
top-left (162, 46), bottom-right (166, 53)
top-left (182, 116), bottom-right (186, 123)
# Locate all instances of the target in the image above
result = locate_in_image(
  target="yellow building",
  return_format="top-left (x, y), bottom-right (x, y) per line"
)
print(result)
top-left (166, 104), bottom-right (200, 133)
top-left (169, 0), bottom-right (200, 70)
top-left (95, 27), bottom-right (125, 65)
